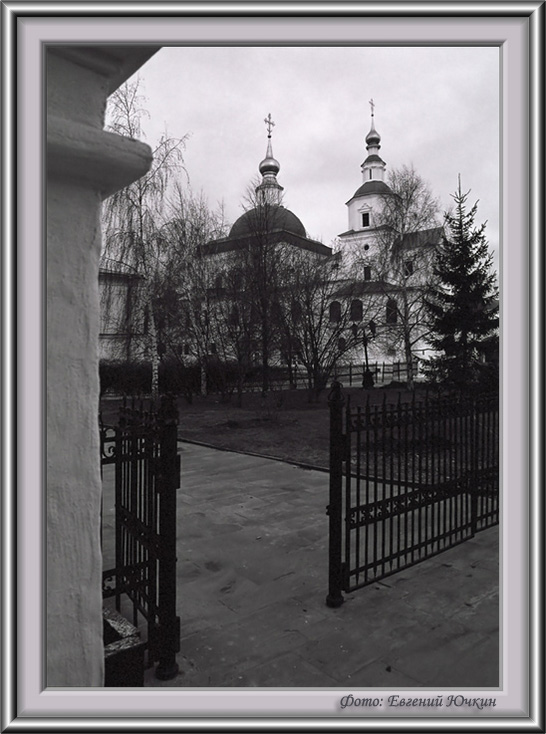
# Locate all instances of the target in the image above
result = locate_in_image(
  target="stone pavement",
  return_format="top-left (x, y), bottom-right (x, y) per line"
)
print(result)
top-left (102, 442), bottom-right (499, 688)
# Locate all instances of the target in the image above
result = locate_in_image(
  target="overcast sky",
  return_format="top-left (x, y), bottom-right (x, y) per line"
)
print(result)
top-left (125, 45), bottom-right (499, 265)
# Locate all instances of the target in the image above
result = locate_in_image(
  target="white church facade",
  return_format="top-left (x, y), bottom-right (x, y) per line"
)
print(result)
top-left (99, 106), bottom-right (442, 387)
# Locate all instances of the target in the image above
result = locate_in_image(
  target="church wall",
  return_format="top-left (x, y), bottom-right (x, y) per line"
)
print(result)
top-left (347, 192), bottom-right (384, 232)
top-left (46, 47), bottom-right (156, 686)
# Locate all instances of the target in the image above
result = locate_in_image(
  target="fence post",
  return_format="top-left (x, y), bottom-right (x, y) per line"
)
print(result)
top-left (470, 395), bottom-right (478, 536)
top-left (326, 381), bottom-right (345, 608)
top-left (155, 394), bottom-right (180, 681)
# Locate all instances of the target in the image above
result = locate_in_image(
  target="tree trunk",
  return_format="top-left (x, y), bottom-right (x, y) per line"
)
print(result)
top-left (404, 331), bottom-right (414, 391)
top-left (145, 292), bottom-right (160, 399)
top-left (261, 324), bottom-right (269, 395)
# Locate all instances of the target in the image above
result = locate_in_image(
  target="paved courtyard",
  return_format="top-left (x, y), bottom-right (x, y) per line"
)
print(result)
top-left (102, 442), bottom-right (499, 688)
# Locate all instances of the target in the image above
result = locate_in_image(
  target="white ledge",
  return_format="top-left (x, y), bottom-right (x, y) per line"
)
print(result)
top-left (47, 115), bottom-right (153, 198)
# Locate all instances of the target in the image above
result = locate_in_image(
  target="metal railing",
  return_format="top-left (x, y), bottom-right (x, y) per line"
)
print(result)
top-left (100, 395), bottom-right (180, 680)
top-left (327, 384), bottom-right (499, 606)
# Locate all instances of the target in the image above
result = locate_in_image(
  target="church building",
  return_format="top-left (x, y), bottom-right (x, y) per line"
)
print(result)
top-left (98, 106), bottom-right (442, 387)
top-left (330, 102), bottom-right (443, 373)
top-left (201, 113), bottom-right (332, 261)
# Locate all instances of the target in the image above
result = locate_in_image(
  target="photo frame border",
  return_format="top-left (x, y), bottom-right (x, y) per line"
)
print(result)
top-left (2, 1), bottom-right (544, 731)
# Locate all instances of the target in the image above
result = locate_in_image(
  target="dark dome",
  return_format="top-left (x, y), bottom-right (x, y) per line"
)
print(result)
top-left (229, 205), bottom-right (306, 239)
top-left (366, 126), bottom-right (381, 145)
top-left (351, 180), bottom-right (392, 199)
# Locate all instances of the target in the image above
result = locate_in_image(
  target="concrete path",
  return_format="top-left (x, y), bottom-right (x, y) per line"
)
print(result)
top-left (102, 442), bottom-right (499, 688)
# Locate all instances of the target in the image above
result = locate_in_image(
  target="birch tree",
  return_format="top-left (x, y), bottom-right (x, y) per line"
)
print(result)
top-left (101, 79), bottom-right (188, 396)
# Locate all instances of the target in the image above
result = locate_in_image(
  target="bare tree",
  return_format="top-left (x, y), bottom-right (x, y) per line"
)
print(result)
top-left (278, 253), bottom-right (372, 400)
top-left (101, 79), bottom-right (188, 396)
top-left (150, 186), bottom-right (230, 398)
top-left (357, 164), bottom-right (441, 389)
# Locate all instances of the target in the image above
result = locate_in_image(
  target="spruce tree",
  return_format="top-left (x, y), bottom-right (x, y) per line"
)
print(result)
top-left (425, 178), bottom-right (498, 390)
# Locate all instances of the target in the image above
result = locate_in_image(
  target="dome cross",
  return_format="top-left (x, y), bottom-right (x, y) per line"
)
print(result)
top-left (264, 113), bottom-right (275, 138)
top-left (369, 98), bottom-right (375, 117)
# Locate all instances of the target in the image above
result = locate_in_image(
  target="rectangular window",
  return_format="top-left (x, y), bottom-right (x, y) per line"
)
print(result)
top-left (404, 260), bottom-right (414, 276)
top-left (361, 212), bottom-right (370, 228)
top-left (364, 266), bottom-right (372, 281)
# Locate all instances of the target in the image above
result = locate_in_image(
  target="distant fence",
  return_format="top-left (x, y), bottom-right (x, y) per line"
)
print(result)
top-left (216, 362), bottom-right (419, 394)
top-left (100, 359), bottom-right (419, 399)
top-left (332, 361), bottom-right (419, 387)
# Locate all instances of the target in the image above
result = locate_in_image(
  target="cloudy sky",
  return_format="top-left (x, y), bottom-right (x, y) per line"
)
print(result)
top-left (124, 45), bottom-right (499, 264)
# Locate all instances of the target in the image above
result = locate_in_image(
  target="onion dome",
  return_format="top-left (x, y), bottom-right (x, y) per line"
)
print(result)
top-left (229, 205), bottom-right (306, 239)
top-left (366, 123), bottom-right (381, 146)
top-left (259, 136), bottom-right (280, 176)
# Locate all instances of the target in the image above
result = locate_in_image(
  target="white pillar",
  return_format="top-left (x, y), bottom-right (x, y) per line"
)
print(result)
top-left (46, 47), bottom-right (157, 686)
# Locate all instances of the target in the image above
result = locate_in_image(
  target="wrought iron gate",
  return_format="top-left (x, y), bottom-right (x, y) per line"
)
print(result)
top-left (326, 383), bottom-right (499, 607)
top-left (100, 394), bottom-right (180, 680)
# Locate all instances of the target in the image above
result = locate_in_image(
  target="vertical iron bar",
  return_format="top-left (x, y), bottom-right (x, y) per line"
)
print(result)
top-left (470, 395), bottom-right (478, 536)
top-left (155, 395), bottom-right (180, 681)
top-left (380, 394), bottom-right (387, 577)
top-left (114, 427), bottom-right (122, 612)
top-left (364, 396), bottom-right (370, 584)
top-left (345, 395), bottom-right (352, 586)
top-left (373, 402), bottom-right (379, 579)
top-left (436, 400), bottom-right (440, 553)
top-left (327, 382), bottom-right (345, 607)
top-left (389, 398), bottom-right (396, 571)
top-left (409, 393), bottom-right (416, 566)
top-left (351, 401), bottom-right (359, 587)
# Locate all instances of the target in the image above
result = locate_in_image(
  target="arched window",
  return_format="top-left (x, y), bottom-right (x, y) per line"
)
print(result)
top-left (338, 337), bottom-right (347, 351)
top-left (386, 298), bottom-right (398, 325)
top-left (329, 301), bottom-right (341, 323)
top-left (350, 299), bottom-right (363, 321)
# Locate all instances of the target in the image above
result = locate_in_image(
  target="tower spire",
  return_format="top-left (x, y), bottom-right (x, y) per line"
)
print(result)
top-left (257, 113), bottom-right (283, 204)
top-left (362, 99), bottom-right (386, 183)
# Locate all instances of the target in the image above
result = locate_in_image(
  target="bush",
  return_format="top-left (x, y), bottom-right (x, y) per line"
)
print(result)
top-left (99, 361), bottom-right (152, 396)
top-left (205, 359), bottom-right (240, 400)
top-left (159, 360), bottom-right (201, 401)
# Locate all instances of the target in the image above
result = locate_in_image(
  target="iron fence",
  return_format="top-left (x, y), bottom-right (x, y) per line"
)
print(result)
top-left (327, 383), bottom-right (499, 606)
top-left (100, 394), bottom-right (180, 680)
